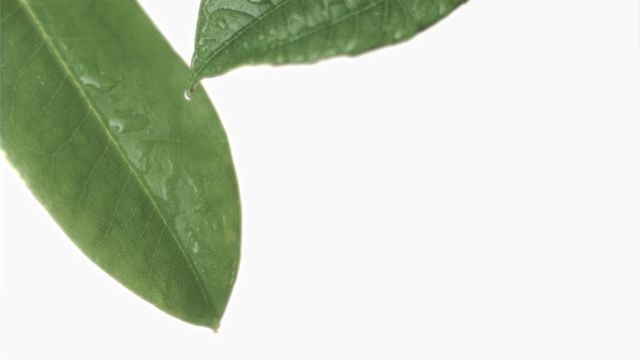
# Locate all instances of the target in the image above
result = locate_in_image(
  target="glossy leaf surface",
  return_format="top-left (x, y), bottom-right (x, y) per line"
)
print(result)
top-left (1, 0), bottom-right (240, 330)
top-left (190, 0), bottom-right (467, 83)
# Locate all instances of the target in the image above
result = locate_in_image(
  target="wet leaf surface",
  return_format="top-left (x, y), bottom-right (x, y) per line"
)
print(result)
top-left (191, 0), bottom-right (467, 83)
top-left (1, 0), bottom-right (240, 330)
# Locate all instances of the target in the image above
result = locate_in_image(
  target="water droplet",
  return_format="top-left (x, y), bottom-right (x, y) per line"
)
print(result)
top-left (80, 75), bottom-right (102, 88)
top-left (130, 150), bottom-right (149, 173)
top-left (218, 19), bottom-right (227, 29)
top-left (108, 113), bottom-right (149, 134)
top-left (118, 113), bottom-right (149, 133)
top-left (287, 14), bottom-right (306, 34)
top-left (108, 118), bottom-right (124, 133)
top-left (192, 242), bottom-right (199, 254)
top-left (80, 74), bottom-right (115, 92)
top-left (187, 178), bottom-right (199, 194)
top-left (184, 89), bottom-right (193, 101)
top-left (438, 3), bottom-right (448, 15)
top-left (344, 38), bottom-right (358, 52)
top-left (191, 203), bottom-right (205, 215)
top-left (160, 183), bottom-right (169, 200)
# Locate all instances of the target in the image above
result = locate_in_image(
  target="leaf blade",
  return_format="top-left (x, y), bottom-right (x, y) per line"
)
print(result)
top-left (1, 0), bottom-right (240, 329)
top-left (190, 0), bottom-right (468, 83)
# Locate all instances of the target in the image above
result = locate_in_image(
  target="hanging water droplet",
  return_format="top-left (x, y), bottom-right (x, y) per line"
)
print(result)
top-left (184, 89), bottom-right (193, 101)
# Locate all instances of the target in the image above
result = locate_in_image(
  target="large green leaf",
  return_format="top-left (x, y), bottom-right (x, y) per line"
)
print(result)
top-left (1, 0), bottom-right (240, 330)
top-left (190, 0), bottom-right (468, 84)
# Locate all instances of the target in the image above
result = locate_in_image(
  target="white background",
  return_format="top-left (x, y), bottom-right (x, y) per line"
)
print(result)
top-left (1, 1), bottom-right (639, 359)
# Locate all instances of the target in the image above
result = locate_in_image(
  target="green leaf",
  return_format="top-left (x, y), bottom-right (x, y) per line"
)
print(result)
top-left (190, 0), bottom-right (468, 84)
top-left (1, 0), bottom-right (240, 330)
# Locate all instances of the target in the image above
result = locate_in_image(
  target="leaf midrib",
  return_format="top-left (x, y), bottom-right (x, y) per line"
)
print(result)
top-left (19, 0), bottom-right (215, 319)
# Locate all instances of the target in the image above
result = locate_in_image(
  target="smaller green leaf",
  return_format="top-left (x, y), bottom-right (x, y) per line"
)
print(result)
top-left (190, 0), bottom-right (468, 84)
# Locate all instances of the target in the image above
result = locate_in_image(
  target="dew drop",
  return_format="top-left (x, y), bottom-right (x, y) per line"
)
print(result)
top-left (192, 242), bottom-right (199, 254)
top-left (218, 19), bottom-right (227, 29)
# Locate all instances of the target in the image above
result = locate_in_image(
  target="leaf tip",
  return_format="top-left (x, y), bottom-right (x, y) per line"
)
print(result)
top-left (210, 317), bottom-right (221, 333)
